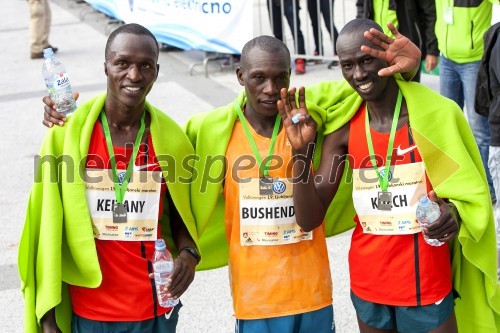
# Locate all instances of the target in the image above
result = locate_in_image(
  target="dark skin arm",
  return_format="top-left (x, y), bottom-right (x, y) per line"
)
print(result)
top-left (153, 192), bottom-right (197, 300)
top-left (278, 87), bottom-right (349, 231)
top-left (40, 308), bottom-right (62, 333)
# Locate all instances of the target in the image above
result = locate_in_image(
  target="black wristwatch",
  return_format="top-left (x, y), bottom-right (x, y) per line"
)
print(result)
top-left (180, 247), bottom-right (201, 264)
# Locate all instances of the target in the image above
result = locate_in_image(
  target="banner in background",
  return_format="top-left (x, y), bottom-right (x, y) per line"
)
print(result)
top-left (84, 0), bottom-right (253, 54)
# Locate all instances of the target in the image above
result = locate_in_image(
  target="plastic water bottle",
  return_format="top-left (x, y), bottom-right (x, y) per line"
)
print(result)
top-left (42, 48), bottom-right (77, 116)
top-left (152, 239), bottom-right (179, 308)
top-left (416, 195), bottom-right (444, 246)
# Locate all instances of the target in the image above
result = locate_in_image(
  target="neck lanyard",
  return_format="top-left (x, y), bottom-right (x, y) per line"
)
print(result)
top-left (100, 110), bottom-right (146, 204)
top-left (364, 89), bottom-right (402, 192)
top-left (233, 99), bottom-right (281, 177)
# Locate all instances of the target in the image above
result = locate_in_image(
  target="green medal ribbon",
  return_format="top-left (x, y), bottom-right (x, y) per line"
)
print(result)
top-left (233, 99), bottom-right (281, 177)
top-left (364, 89), bottom-right (402, 192)
top-left (101, 110), bottom-right (146, 204)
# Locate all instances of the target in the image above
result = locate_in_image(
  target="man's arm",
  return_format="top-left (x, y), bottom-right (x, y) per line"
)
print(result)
top-left (166, 192), bottom-right (198, 299)
top-left (278, 87), bottom-right (349, 231)
top-left (40, 308), bottom-right (62, 333)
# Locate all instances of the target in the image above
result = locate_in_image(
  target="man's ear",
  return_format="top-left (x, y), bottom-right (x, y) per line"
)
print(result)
top-left (156, 64), bottom-right (160, 79)
top-left (236, 67), bottom-right (244, 87)
top-left (104, 62), bottom-right (108, 76)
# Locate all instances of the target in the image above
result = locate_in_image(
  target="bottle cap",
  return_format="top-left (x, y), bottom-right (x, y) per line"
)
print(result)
top-left (418, 194), bottom-right (430, 206)
top-left (155, 238), bottom-right (166, 250)
top-left (43, 48), bottom-right (54, 59)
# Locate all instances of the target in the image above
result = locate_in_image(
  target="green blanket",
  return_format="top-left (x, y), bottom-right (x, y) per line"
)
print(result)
top-left (306, 79), bottom-right (500, 332)
top-left (18, 93), bottom-right (199, 333)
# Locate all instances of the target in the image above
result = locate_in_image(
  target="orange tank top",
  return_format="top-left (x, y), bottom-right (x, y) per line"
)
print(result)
top-left (347, 104), bottom-right (452, 306)
top-left (223, 118), bottom-right (332, 319)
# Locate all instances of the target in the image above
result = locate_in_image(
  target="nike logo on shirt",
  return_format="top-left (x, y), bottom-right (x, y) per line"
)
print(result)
top-left (133, 163), bottom-right (159, 171)
top-left (396, 145), bottom-right (417, 156)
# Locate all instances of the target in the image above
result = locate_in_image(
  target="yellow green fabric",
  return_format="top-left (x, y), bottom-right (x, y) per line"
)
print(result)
top-left (372, 0), bottom-right (398, 37)
top-left (435, 0), bottom-right (494, 63)
top-left (18, 93), bottom-right (199, 333)
top-left (306, 79), bottom-right (500, 331)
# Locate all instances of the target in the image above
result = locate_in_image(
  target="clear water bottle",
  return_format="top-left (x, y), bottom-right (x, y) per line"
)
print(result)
top-left (416, 195), bottom-right (444, 247)
top-left (152, 238), bottom-right (179, 308)
top-left (42, 48), bottom-right (77, 116)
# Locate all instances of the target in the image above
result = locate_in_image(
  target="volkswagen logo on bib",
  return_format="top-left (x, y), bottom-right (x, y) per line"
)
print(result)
top-left (117, 171), bottom-right (126, 185)
top-left (378, 168), bottom-right (393, 182)
top-left (273, 180), bottom-right (286, 194)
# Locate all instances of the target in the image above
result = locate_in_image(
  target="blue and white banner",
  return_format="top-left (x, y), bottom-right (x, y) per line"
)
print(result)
top-left (84, 0), bottom-right (253, 54)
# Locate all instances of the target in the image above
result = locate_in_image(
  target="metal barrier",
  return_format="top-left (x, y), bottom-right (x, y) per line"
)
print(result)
top-left (253, 0), bottom-right (356, 63)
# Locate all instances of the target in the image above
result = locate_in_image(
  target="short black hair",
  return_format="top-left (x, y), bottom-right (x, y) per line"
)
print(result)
top-left (105, 23), bottom-right (159, 61)
top-left (338, 18), bottom-right (383, 40)
top-left (240, 35), bottom-right (290, 68)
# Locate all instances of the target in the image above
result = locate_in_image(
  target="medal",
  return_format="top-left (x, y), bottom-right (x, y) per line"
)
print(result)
top-left (365, 90), bottom-right (403, 211)
top-left (259, 177), bottom-right (274, 195)
top-left (113, 203), bottom-right (128, 223)
top-left (377, 191), bottom-right (392, 211)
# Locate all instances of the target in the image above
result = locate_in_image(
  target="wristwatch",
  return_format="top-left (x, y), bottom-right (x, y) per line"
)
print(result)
top-left (180, 246), bottom-right (201, 264)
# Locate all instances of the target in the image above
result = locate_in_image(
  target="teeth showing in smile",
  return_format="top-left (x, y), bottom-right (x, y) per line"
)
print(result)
top-left (125, 87), bottom-right (141, 92)
top-left (358, 82), bottom-right (373, 91)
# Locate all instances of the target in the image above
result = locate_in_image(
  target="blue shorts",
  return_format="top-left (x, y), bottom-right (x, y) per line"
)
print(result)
top-left (235, 305), bottom-right (335, 333)
top-left (71, 302), bottom-right (182, 333)
top-left (351, 291), bottom-right (455, 333)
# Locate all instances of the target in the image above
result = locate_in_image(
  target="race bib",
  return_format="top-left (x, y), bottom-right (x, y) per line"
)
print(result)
top-left (85, 169), bottom-right (162, 241)
top-left (352, 162), bottom-right (427, 235)
top-left (239, 177), bottom-right (312, 246)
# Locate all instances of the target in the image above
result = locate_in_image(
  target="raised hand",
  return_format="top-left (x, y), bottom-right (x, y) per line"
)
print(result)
top-left (361, 22), bottom-right (421, 77)
top-left (276, 87), bottom-right (317, 153)
top-left (422, 190), bottom-right (459, 243)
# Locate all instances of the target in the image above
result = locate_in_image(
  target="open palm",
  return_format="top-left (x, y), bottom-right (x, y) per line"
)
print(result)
top-left (277, 87), bottom-right (318, 153)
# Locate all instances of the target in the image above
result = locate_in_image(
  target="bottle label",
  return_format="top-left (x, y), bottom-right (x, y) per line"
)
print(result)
top-left (53, 73), bottom-right (71, 91)
top-left (154, 261), bottom-right (173, 273)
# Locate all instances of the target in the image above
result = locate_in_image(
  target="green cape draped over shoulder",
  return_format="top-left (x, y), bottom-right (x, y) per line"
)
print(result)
top-left (306, 79), bottom-right (500, 332)
top-left (18, 93), bottom-right (199, 332)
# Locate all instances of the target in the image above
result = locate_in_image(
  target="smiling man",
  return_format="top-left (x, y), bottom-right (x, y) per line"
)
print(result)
top-left (279, 18), bottom-right (499, 332)
top-left (19, 24), bottom-right (200, 333)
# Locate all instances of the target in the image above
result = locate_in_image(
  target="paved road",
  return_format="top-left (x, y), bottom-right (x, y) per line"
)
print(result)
top-left (1, 0), bottom-right (446, 332)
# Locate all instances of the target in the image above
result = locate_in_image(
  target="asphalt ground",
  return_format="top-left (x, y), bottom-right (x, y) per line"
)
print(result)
top-left (2, 0), bottom-right (476, 332)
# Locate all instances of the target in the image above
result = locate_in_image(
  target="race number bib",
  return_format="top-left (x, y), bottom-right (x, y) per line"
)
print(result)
top-left (239, 177), bottom-right (312, 246)
top-left (352, 162), bottom-right (427, 235)
top-left (85, 169), bottom-right (162, 241)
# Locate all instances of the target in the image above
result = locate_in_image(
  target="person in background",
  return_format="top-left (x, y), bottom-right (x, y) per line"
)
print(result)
top-left (28, 0), bottom-right (58, 59)
top-left (307, 0), bottom-right (340, 69)
top-left (475, 22), bottom-right (500, 279)
top-left (356, 0), bottom-right (439, 82)
top-left (267, 0), bottom-right (307, 75)
top-left (435, 0), bottom-right (497, 203)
